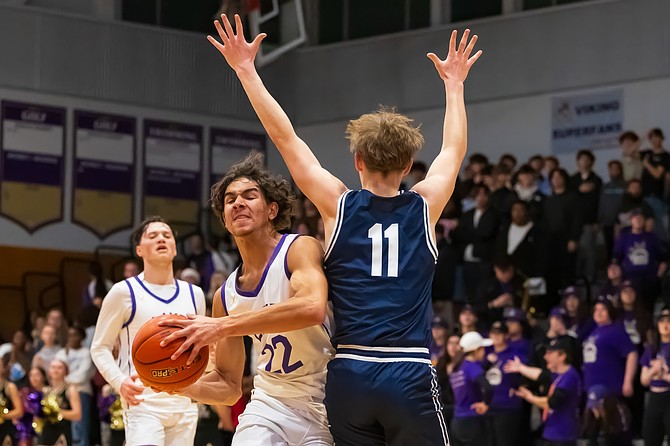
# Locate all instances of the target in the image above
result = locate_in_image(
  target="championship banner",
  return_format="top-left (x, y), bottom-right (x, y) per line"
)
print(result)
top-left (143, 119), bottom-right (202, 235)
top-left (1, 101), bottom-right (65, 232)
top-left (73, 111), bottom-right (136, 238)
top-left (210, 128), bottom-right (266, 184)
top-left (209, 128), bottom-right (266, 236)
top-left (551, 89), bottom-right (623, 154)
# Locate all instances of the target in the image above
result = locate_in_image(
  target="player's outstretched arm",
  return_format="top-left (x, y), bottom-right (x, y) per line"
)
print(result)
top-left (208, 14), bottom-right (346, 220)
top-left (161, 237), bottom-right (327, 364)
top-left (412, 29), bottom-right (482, 226)
top-left (175, 296), bottom-right (246, 406)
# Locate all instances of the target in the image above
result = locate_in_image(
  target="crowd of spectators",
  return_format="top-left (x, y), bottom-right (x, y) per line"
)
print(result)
top-left (2, 127), bottom-right (670, 445)
top-left (427, 127), bottom-right (670, 446)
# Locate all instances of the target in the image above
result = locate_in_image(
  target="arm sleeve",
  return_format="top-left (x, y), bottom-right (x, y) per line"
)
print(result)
top-left (194, 286), bottom-right (207, 316)
top-left (547, 387), bottom-right (569, 410)
top-left (90, 282), bottom-right (132, 393)
top-left (475, 373), bottom-right (493, 404)
top-left (537, 369), bottom-right (554, 388)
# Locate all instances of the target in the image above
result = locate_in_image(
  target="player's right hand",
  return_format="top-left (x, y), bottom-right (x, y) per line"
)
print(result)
top-left (120, 374), bottom-right (144, 406)
top-left (207, 14), bottom-right (266, 73)
top-left (427, 29), bottom-right (482, 84)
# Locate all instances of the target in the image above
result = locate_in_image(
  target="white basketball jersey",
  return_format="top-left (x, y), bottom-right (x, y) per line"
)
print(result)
top-left (118, 275), bottom-right (203, 412)
top-left (223, 234), bottom-right (334, 402)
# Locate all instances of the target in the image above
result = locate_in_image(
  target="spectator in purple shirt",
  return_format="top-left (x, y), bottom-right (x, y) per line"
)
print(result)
top-left (615, 281), bottom-right (653, 348)
top-left (430, 316), bottom-right (449, 365)
top-left (436, 333), bottom-right (461, 425)
top-left (531, 307), bottom-right (582, 371)
top-left (599, 262), bottom-right (624, 304)
top-left (613, 208), bottom-right (667, 312)
top-left (457, 305), bottom-right (479, 335)
top-left (503, 307), bottom-right (532, 358)
top-left (640, 306), bottom-right (670, 446)
top-left (484, 321), bottom-right (526, 446)
top-left (505, 337), bottom-right (582, 446)
top-left (582, 298), bottom-right (638, 397)
top-left (449, 331), bottom-right (493, 446)
top-left (561, 286), bottom-right (594, 340)
top-left (582, 384), bottom-right (633, 446)
top-left (616, 281), bottom-right (653, 435)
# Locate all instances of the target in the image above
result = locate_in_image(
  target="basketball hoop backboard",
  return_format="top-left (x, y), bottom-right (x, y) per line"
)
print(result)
top-left (248, 0), bottom-right (306, 66)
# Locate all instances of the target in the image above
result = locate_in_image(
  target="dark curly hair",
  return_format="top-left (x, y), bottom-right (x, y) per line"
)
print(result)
top-left (210, 152), bottom-right (295, 231)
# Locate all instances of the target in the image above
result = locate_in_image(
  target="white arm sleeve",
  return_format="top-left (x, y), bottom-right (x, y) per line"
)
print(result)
top-left (193, 285), bottom-right (206, 316)
top-left (90, 282), bottom-right (132, 393)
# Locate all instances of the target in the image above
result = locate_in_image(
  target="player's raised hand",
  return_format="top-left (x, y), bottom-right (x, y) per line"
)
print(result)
top-left (159, 314), bottom-right (222, 365)
top-left (208, 14), bottom-right (266, 73)
top-left (427, 29), bottom-right (482, 84)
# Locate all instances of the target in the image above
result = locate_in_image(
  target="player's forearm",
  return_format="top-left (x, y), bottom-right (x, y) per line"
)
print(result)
top-left (219, 295), bottom-right (325, 338)
top-left (181, 370), bottom-right (242, 406)
top-left (236, 67), bottom-right (318, 167)
top-left (440, 81), bottom-right (467, 159)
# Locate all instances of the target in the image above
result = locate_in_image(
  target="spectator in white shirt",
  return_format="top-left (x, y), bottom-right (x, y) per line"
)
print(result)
top-left (57, 325), bottom-right (95, 446)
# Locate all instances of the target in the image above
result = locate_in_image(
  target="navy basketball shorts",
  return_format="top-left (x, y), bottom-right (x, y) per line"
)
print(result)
top-left (325, 357), bottom-right (450, 446)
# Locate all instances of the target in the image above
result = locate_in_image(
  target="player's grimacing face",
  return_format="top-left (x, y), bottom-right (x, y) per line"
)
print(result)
top-left (223, 178), bottom-right (277, 236)
top-left (137, 222), bottom-right (176, 261)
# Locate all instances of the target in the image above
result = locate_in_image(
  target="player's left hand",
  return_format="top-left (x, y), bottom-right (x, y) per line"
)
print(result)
top-left (159, 314), bottom-right (222, 365)
top-left (622, 381), bottom-right (634, 398)
top-left (427, 29), bottom-right (482, 84)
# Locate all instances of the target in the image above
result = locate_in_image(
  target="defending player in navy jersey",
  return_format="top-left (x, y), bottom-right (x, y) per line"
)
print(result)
top-left (187, 14), bottom-right (479, 445)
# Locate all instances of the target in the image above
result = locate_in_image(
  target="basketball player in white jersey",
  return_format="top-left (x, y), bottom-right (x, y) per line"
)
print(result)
top-left (90, 216), bottom-right (206, 446)
top-left (158, 153), bottom-right (334, 445)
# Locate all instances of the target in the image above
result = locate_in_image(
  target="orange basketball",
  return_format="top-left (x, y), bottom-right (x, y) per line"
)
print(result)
top-left (131, 314), bottom-right (209, 392)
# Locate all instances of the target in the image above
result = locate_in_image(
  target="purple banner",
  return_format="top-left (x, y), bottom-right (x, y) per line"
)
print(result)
top-left (144, 119), bottom-right (202, 143)
top-left (210, 128), bottom-right (266, 149)
top-left (145, 168), bottom-right (200, 200)
top-left (75, 161), bottom-right (133, 193)
top-left (74, 110), bottom-right (135, 193)
top-left (144, 119), bottom-right (202, 203)
top-left (76, 111), bottom-right (135, 135)
top-left (3, 151), bottom-right (62, 186)
top-left (210, 127), bottom-right (266, 184)
top-left (2, 101), bottom-right (66, 126)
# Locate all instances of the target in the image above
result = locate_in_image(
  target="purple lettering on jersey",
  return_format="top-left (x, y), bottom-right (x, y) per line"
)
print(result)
top-left (260, 335), bottom-right (304, 374)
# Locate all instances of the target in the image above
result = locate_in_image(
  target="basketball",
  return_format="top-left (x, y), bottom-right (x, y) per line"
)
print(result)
top-left (131, 314), bottom-right (209, 392)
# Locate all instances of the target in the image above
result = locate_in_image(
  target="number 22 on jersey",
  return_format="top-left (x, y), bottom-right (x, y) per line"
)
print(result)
top-left (261, 335), bottom-right (304, 374)
top-left (368, 223), bottom-right (399, 277)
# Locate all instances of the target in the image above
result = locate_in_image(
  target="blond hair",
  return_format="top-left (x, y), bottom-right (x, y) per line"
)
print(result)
top-left (346, 107), bottom-right (424, 174)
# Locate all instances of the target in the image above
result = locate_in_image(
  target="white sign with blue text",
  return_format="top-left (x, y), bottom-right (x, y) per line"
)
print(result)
top-left (551, 89), bottom-right (623, 154)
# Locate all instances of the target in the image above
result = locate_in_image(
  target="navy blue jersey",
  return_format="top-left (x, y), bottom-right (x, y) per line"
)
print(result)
top-left (325, 189), bottom-right (438, 349)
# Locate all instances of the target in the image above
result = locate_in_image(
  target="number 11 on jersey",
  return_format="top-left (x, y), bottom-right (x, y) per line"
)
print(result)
top-left (368, 223), bottom-right (399, 277)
